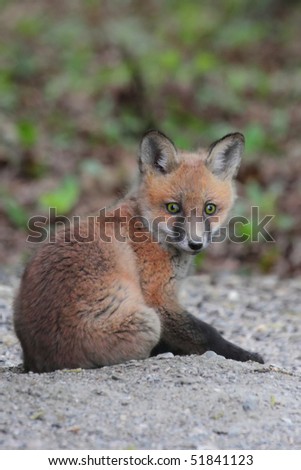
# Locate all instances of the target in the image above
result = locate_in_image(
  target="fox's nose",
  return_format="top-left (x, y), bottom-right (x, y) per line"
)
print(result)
top-left (188, 241), bottom-right (203, 251)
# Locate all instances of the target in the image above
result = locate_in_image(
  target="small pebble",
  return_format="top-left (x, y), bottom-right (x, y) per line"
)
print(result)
top-left (202, 351), bottom-right (225, 361)
top-left (242, 397), bottom-right (259, 412)
top-left (228, 290), bottom-right (239, 301)
top-left (156, 352), bottom-right (174, 359)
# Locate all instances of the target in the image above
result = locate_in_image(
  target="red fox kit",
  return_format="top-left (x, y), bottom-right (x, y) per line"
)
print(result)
top-left (14, 130), bottom-right (263, 372)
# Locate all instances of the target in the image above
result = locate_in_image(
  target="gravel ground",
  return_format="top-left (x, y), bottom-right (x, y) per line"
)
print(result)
top-left (0, 272), bottom-right (300, 450)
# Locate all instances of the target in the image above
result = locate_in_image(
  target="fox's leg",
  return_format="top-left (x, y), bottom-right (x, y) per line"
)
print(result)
top-left (20, 301), bottom-right (161, 372)
top-left (151, 309), bottom-right (264, 364)
top-left (82, 302), bottom-right (161, 368)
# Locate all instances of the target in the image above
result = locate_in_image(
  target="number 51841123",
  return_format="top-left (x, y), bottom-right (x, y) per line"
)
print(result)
top-left (190, 454), bottom-right (254, 466)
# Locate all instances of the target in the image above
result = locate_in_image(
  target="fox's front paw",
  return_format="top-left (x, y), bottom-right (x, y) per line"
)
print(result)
top-left (238, 349), bottom-right (264, 364)
top-left (248, 351), bottom-right (264, 364)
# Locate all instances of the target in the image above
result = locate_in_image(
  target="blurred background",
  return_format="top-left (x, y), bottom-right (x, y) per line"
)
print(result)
top-left (0, 0), bottom-right (300, 277)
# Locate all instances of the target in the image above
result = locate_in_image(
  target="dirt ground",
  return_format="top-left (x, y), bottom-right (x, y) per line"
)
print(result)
top-left (0, 272), bottom-right (300, 450)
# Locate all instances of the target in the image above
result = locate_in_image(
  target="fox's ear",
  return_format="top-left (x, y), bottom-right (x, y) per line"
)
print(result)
top-left (205, 133), bottom-right (244, 180)
top-left (139, 130), bottom-right (179, 174)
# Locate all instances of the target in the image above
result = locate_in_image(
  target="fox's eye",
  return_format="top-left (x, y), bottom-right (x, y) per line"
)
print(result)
top-left (204, 203), bottom-right (217, 215)
top-left (166, 202), bottom-right (181, 214)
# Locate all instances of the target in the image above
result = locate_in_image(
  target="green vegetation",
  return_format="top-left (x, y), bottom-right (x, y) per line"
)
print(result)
top-left (0, 0), bottom-right (300, 276)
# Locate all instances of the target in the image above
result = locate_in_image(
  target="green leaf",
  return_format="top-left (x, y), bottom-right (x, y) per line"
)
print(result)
top-left (17, 120), bottom-right (38, 149)
top-left (1, 196), bottom-right (29, 229)
top-left (244, 123), bottom-right (266, 155)
top-left (235, 220), bottom-right (252, 242)
top-left (194, 52), bottom-right (218, 73)
top-left (39, 176), bottom-right (80, 214)
top-left (194, 252), bottom-right (205, 271)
